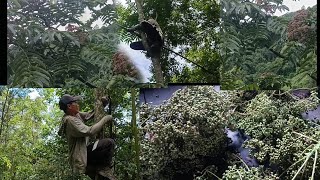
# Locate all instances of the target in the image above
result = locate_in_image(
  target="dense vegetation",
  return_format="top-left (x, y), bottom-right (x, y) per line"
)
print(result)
top-left (140, 86), bottom-right (320, 179)
top-left (7, 0), bottom-right (221, 87)
top-left (4, 0), bottom-right (318, 179)
top-left (8, 0), bottom-right (315, 87)
top-left (7, 0), bottom-right (141, 87)
top-left (220, 0), bottom-right (317, 89)
top-left (0, 87), bottom-right (140, 179)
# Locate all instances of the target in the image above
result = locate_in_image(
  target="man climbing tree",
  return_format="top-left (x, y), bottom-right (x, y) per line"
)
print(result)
top-left (58, 94), bottom-right (117, 180)
top-left (128, 18), bottom-right (164, 58)
top-left (131, 0), bottom-right (164, 86)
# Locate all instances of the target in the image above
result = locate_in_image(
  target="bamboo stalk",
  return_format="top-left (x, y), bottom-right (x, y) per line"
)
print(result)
top-left (131, 88), bottom-right (141, 179)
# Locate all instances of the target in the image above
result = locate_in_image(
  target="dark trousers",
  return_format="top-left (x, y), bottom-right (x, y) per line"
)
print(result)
top-left (85, 138), bottom-right (115, 179)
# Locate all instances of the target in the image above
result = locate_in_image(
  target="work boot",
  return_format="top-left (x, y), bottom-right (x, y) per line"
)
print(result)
top-left (98, 166), bottom-right (117, 180)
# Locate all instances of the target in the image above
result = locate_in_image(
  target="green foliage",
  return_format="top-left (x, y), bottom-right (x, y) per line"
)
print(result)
top-left (0, 87), bottom-right (139, 179)
top-left (0, 87), bottom-right (61, 179)
top-left (291, 50), bottom-right (317, 88)
top-left (7, 0), bottom-right (140, 87)
top-left (220, 0), bottom-right (317, 89)
top-left (267, 16), bottom-right (288, 38)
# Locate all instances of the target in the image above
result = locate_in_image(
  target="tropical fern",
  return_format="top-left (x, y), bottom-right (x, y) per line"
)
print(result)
top-left (290, 50), bottom-right (317, 88)
top-left (8, 47), bottom-right (51, 87)
top-left (267, 16), bottom-right (288, 38)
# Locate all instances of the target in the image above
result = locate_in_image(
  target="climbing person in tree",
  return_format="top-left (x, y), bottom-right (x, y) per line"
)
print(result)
top-left (128, 18), bottom-right (164, 58)
top-left (58, 94), bottom-right (117, 180)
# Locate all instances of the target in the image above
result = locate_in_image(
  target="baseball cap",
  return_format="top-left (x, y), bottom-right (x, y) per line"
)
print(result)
top-left (59, 94), bottom-right (82, 110)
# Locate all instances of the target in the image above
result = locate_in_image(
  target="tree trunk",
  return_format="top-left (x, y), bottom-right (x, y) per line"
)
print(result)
top-left (1, 89), bottom-right (14, 145)
top-left (0, 88), bottom-right (9, 137)
top-left (94, 88), bottom-right (108, 139)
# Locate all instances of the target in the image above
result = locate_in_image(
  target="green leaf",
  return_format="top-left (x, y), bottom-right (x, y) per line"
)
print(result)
top-left (33, 33), bottom-right (42, 43)
top-left (55, 33), bottom-right (63, 43)
top-left (7, 24), bottom-right (16, 35)
top-left (44, 49), bottom-right (50, 56)
top-left (10, 0), bottom-right (21, 8)
top-left (246, 3), bottom-right (251, 14)
top-left (62, 32), bottom-right (76, 41)
top-left (48, 31), bottom-right (55, 42)
top-left (239, 5), bottom-right (246, 15)
top-left (49, 44), bottom-right (55, 48)
top-left (74, 41), bottom-right (80, 47)
top-left (42, 34), bottom-right (48, 44)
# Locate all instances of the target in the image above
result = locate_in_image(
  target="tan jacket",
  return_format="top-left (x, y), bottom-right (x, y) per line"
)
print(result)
top-left (58, 111), bottom-right (110, 174)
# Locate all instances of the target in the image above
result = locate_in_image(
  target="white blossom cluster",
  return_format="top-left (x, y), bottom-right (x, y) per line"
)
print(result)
top-left (140, 86), bottom-right (234, 179)
top-left (222, 165), bottom-right (279, 180)
top-left (140, 88), bottom-right (320, 179)
top-left (234, 91), bottom-right (320, 179)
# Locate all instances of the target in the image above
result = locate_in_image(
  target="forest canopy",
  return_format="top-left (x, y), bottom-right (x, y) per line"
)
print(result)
top-left (7, 0), bottom-right (142, 88)
top-left (220, 0), bottom-right (317, 90)
top-left (7, 0), bottom-right (317, 87)
top-left (0, 87), bottom-right (140, 179)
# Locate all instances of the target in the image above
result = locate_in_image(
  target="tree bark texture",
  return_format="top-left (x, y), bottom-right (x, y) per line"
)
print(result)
top-left (94, 88), bottom-right (108, 139)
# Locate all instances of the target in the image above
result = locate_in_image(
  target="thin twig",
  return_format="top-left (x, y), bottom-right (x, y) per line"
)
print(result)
top-left (236, 169), bottom-right (243, 180)
top-left (279, 144), bottom-right (314, 178)
top-left (308, 121), bottom-right (320, 127)
top-left (205, 170), bottom-right (222, 180)
top-left (292, 131), bottom-right (318, 143)
top-left (233, 154), bottom-right (250, 171)
top-left (291, 151), bottom-right (313, 180)
top-left (311, 150), bottom-right (317, 180)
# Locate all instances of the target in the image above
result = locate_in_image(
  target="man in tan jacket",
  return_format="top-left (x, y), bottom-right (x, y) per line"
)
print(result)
top-left (58, 94), bottom-right (117, 180)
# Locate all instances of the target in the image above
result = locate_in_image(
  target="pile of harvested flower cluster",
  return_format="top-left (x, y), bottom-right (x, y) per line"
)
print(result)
top-left (140, 86), bottom-right (234, 179)
top-left (140, 86), bottom-right (320, 180)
